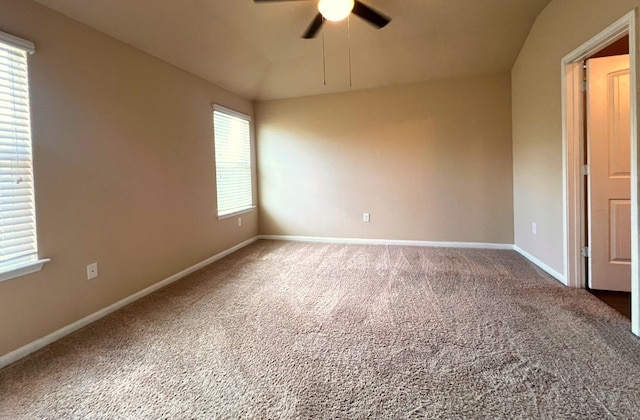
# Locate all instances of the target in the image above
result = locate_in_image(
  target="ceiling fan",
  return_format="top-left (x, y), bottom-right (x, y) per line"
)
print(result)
top-left (254, 0), bottom-right (391, 39)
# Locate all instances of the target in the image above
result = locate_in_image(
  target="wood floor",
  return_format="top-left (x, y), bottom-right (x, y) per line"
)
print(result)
top-left (588, 290), bottom-right (631, 319)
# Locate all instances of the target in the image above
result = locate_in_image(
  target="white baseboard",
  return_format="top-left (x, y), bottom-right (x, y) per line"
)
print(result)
top-left (259, 235), bottom-right (515, 250)
top-left (514, 245), bottom-right (566, 284)
top-left (0, 236), bottom-right (259, 369)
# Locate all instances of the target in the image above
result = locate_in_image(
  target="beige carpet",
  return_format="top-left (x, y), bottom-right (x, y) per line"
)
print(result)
top-left (1, 240), bottom-right (640, 418)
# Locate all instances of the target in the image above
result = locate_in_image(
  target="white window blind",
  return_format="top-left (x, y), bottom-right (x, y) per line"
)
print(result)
top-left (213, 105), bottom-right (253, 218)
top-left (0, 32), bottom-right (39, 271)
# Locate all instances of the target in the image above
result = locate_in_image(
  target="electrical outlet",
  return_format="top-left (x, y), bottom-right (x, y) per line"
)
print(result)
top-left (238, 217), bottom-right (242, 227)
top-left (87, 262), bottom-right (98, 280)
top-left (532, 222), bottom-right (537, 235)
top-left (363, 212), bottom-right (370, 222)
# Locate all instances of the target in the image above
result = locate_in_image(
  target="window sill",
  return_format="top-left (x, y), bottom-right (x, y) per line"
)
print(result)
top-left (0, 258), bottom-right (50, 283)
top-left (217, 206), bottom-right (256, 220)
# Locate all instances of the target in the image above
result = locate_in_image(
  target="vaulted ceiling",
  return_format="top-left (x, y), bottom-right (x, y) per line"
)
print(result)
top-left (33, 0), bottom-right (551, 101)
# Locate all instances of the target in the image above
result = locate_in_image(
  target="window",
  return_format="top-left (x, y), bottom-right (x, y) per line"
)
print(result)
top-left (213, 105), bottom-right (254, 218)
top-left (0, 31), bottom-right (48, 282)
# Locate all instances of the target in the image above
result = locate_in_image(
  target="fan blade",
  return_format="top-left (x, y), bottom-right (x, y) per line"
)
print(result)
top-left (352, 1), bottom-right (390, 29)
top-left (302, 13), bottom-right (324, 39)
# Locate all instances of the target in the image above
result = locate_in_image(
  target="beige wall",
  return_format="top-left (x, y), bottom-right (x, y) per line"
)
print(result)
top-left (511, 0), bottom-right (640, 274)
top-left (256, 74), bottom-right (514, 244)
top-left (0, 0), bottom-right (257, 357)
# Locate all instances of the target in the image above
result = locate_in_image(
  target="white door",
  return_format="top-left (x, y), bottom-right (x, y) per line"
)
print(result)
top-left (587, 54), bottom-right (631, 292)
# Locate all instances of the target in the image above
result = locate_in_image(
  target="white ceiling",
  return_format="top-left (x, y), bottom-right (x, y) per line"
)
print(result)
top-left (33, 0), bottom-right (551, 101)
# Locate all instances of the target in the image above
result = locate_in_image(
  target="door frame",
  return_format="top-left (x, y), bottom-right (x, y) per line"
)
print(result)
top-left (562, 9), bottom-right (639, 336)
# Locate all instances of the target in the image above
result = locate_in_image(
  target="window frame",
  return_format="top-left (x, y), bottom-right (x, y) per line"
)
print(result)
top-left (0, 30), bottom-right (49, 283)
top-left (212, 104), bottom-right (256, 219)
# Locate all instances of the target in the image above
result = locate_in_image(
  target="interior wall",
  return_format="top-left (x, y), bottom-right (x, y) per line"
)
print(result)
top-left (256, 74), bottom-right (514, 244)
top-left (589, 35), bottom-right (630, 59)
top-left (511, 0), bottom-right (640, 276)
top-left (0, 0), bottom-right (257, 358)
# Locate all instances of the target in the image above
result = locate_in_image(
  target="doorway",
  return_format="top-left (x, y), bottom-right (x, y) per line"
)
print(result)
top-left (562, 10), bottom-right (639, 335)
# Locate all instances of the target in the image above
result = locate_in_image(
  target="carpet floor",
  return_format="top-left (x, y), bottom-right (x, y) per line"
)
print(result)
top-left (1, 240), bottom-right (640, 418)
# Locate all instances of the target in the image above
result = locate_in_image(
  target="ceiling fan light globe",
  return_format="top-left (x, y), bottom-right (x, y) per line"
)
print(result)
top-left (318, 0), bottom-right (354, 22)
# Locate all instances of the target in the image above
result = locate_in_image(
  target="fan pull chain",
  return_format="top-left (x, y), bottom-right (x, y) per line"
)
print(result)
top-left (348, 15), bottom-right (352, 88)
top-left (322, 17), bottom-right (327, 86)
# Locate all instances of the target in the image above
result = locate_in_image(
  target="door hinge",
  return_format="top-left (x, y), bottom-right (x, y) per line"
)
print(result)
top-left (581, 246), bottom-right (591, 258)
top-left (582, 80), bottom-right (588, 92)
top-left (581, 164), bottom-right (590, 176)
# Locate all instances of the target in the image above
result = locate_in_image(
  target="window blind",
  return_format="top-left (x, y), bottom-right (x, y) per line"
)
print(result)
top-left (213, 106), bottom-right (253, 217)
top-left (0, 34), bottom-right (38, 269)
